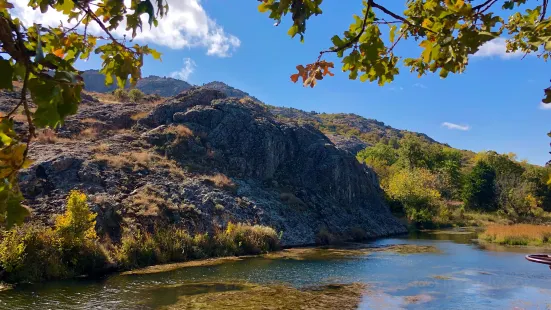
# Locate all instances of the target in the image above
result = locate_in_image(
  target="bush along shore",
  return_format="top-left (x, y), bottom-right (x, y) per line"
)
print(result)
top-left (0, 191), bottom-right (280, 284)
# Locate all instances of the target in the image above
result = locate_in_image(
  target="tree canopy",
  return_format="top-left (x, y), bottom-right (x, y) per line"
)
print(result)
top-left (0, 0), bottom-right (166, 227)
top-left (259, 0), bottom-right (551, 104)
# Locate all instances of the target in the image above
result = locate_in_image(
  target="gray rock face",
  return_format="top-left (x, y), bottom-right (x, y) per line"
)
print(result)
top-left (17, 86), bottom-right (406, 246)
top-left (139, 88), bottom-right (406, 244)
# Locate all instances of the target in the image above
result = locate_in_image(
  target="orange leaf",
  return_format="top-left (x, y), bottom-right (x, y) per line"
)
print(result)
top-left (290, 74), bottom-right (300, 83)
top-left (53, 48), bottom-right (64, 58)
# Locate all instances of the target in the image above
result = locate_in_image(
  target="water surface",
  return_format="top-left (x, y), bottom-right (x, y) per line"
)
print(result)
top-left (1, 230), bottom-right (550, 309)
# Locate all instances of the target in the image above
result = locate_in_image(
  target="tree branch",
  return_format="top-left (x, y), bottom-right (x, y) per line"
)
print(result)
top-left (369, 0), bottom-right (436, 34)
top-left (472, 0), bottom-right (495, 11)
top-left (319, 0), bottom-right (372, 55)
top-left (75, 3), bottom-right (134, 53)
top-left (542, 0), bottom-right (548, 22)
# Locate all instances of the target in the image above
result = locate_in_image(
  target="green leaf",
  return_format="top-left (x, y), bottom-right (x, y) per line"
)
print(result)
top-left (5, 192), bottom-right (29, 228)
top-left (545, 41), bottom-right (551, 51)
top-left (258, 3), bottom-right (270, 13)
top-left (0, 59), bottom-right (13, 90)
top-left (136, 0), bottom-right (155, 27)
top-left (288, 25), bottom-right (299, 37)
top-left (389, 25), bottom-right (397, 43)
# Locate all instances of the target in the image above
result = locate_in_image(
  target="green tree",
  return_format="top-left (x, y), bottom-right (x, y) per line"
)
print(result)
top-left (0, 0), bottom-right (167, 226)
top-left (397, 134), bottom-right (430, 170)
top-left (259, 0), bottom-right (551, 104)
top-left (357, 142), bottom-right (398, 166)
top-left (357, 142), bottom-right (399, 185)
top-left (387, 167), bottom-right (442, 223)
top-left (462, 161), bottom-right (497, 211)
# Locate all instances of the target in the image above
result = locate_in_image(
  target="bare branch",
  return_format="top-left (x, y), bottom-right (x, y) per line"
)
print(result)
top-left (472, 0), bottom-right (496, 11)
top-left (542, 0), bottom-right (548, 22)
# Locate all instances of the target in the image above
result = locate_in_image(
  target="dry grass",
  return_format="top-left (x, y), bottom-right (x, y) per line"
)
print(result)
top-left (91, 143), bottom-right (110, 153)
top-left (35, 129), bottom-right (71, 144)
top-left (130, 111), bottom-right (149, 121)
top-left (166, 124), bottom-right (194, 138)
top-left (93, 150), bottom-right (185, 177)
top-left (35, 129), bottom-right (58, 144)
top-left (80, 127), bottom-right (100, 139)
top-left (481, 224), bottom-right (551, 246)
top-left (131, 185), bottom-right (165, 216)
top-left (206, 173), bottom-right (237, 192)
top-left (12, 113), bottom-right (27, 123)
top-left (81, 118), bottom-right (102, 124)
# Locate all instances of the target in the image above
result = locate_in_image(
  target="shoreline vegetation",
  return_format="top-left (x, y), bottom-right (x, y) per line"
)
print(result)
top-left (0, 191), bottom-right (280, 285)
top-left (480, 224), bottom-right (551, 246)
top-left (2, 191), bottom-right (551, 287)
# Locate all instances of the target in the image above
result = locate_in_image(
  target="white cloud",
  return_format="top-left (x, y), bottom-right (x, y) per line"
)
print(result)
top-left (442, 122), bottom-right (470, 131)
top-left (540, 102), bottom-right (551, 110)
top-left (388, 86), bottom-right (404, 92)
top-left (171, 58), bottom-right (196, 80)
top-left (473, 38), bottom-right (523, 59)
top-left (10, 0), bottom-right (240, 57)
top-left (413, 83), bottom-right (427, 89)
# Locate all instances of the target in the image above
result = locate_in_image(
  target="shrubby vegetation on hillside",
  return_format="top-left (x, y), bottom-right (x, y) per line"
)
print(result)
top-left (357, 134), bottom-right (551, 226)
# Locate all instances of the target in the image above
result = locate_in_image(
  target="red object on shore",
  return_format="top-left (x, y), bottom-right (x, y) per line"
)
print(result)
top-left (526, 254), bottom-right (551, 270)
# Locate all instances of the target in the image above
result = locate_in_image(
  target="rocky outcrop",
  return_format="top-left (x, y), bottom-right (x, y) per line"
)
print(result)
top-left (17, 87), bottom-right (406, 246)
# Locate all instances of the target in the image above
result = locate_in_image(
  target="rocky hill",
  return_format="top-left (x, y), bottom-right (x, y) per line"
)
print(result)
top-left (80, 74), bottom-right (445, 156)
top-left (82, 70), bottom-right (192, 96)
top-left (1, 86), bottom-right (407, 246)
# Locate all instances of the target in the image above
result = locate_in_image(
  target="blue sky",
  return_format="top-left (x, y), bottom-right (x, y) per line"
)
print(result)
top-left (13, 0), bottom-right (551, 165)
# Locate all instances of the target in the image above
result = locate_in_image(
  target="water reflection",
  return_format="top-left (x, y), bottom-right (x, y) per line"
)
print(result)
top-left (1, 230), bottom-right (550, 309)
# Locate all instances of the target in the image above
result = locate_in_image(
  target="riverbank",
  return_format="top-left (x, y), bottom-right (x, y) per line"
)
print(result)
top-left (0, 220), bottom-right (281, 285)
top-left (2, 230), bottom-right (550, 309)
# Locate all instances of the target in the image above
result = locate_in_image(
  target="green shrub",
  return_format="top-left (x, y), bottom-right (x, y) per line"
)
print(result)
top-left (0, 192), bottom-right (108, 283)
top-left (0, 224), bottom-right (66, 283)
top-left (113, 88), bottom-right (129, 101)
top-left (115, 231), bottom-right (157, 269)
top-left (224, 223), bottom-right (280, 255)
top-left (128, 89), bottom-right (144, 103)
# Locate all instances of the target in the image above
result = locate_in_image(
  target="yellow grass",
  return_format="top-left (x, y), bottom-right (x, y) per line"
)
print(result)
top-left (91, 143), bottom-right (110, 153)
top-left (35, 129), bottom-right (71, 144)
top-left (93, 151), bottom-right (185, 177)
top-left (206, 173), bottom-right (237, 192)
top-left (81, 118), bottom-right (102, 124)
top-left (166, 124), bottom-right (193, 138)
top-left (481, 224), bottom-right (551, 246)
top-left (80, 127), bottom-right (100, 139)
top-left (130, 111), bottom-right (149, 121)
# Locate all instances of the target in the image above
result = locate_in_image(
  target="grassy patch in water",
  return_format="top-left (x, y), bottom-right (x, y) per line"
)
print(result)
top-left (431, 275), bottom-right (452, 280)
top-left (156, 282), bottom-right (366, 310)
top-left (403, 294), bottom-right (433, 305)
top-left (263, 243), bottom-right (440, 261)
top-left (120, 257), bottom-right (246, 275)
top-left (480, 224), bottom-right (551, 246)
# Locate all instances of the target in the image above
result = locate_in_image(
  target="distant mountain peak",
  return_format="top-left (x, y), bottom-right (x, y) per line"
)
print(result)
top-left (81, 70), bottom-right (192, 97)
